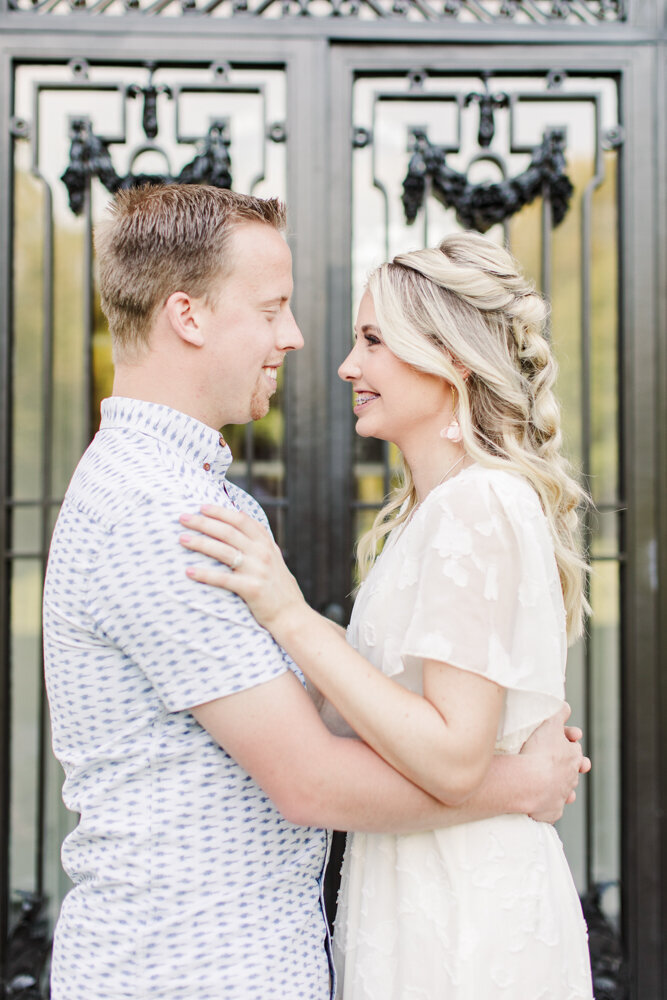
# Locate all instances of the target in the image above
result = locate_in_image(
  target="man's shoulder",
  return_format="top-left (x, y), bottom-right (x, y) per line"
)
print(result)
top-left (64, 427), bottom-right (196, 531)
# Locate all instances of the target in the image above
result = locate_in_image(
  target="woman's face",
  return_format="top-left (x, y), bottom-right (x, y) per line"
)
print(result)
top-left (338, 290), bottom-right (452, 449)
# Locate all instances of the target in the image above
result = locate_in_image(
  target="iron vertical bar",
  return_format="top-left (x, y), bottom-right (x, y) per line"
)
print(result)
top-left (371, 98), bottom-right (390, 265)
top-left (383, 440), bottom-right (390, 502)
top-left (502, 217), bottom-right (510, 250)
top-left (577, 98), bottom-right (606, 897)
top-left (540, 183), bottom-right (552, 306)
top-left (657, 37), bottom-right (667, 1000)
top-left (581, 182), bottom-right (594, 894)
top-left (35, 181), bottom-right (55, 899)
top-left (0, 50), bottom-right (15, 999)
top-left (244, 422), bottom-right (254, 499)
top-left (285, 38), bottom-right (330, 605)
top-left (617, 47), bottom-right (662, 998)
top-left (83, 187), bottom-right (95, 447)
top-left (329, 46), bottom-right (356, 617)
top-left (580, 141), bottom-right (606, 891)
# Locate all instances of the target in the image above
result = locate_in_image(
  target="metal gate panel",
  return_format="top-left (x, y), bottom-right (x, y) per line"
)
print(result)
top-left (0, 36), bottom-right (333, 996)
top-left (327, 39), bottom-right (664, 1000)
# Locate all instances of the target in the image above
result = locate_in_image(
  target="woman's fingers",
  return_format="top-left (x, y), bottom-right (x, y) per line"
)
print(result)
top-left (179, 513), bottom-right (248, 568)
top-left (179, 503), bottom-right (304, 630)
top-left (180, 529), bottom-right (242, 568)
top-left (186, 561), bottom-right (244, 591)
top-left (186, 504), bottom-right (267, 543)
top-left (563, 724), bottom-right (590, 773)
top-left (180, 510), bottom-right (250, 547)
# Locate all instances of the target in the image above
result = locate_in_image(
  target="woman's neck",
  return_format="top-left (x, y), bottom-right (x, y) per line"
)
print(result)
top-left (403, 441), bottom-right (469, 503)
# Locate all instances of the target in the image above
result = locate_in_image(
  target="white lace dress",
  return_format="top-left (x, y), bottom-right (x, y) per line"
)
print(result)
top-left (333, 464), bottom-right (593, 1000)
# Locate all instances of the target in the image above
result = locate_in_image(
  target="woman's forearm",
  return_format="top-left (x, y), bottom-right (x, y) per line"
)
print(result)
top-left (270, 601), bottom-right (498, 805)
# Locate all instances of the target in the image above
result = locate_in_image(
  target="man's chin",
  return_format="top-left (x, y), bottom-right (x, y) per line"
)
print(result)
top-left (250, 398), bottom-right (271, 422)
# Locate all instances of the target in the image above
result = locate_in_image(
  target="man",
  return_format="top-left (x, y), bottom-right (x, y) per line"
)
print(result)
top-left (43, 184), bottom-right (585, 1000)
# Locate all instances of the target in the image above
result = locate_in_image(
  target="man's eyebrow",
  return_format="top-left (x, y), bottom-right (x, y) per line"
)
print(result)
top-left (260, 295), bottom-right (290, 306)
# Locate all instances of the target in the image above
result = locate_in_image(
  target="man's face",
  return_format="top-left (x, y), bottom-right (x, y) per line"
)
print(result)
top-left (199, 222), bottom-right (304, 428)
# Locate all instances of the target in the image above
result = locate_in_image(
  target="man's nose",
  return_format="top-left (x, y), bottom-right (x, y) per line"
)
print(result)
top-left (278, 308), bottom-right (304, 352)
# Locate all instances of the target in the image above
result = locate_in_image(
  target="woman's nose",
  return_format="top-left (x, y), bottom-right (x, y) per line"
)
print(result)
top-left (338, 344), bottom-right (361, 382)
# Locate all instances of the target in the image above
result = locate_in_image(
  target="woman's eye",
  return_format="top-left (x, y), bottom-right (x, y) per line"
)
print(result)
top-left (364, 334), bottom-right (381, 346)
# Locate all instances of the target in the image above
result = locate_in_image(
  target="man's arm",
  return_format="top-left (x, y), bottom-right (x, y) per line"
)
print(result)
top-left (192, 669), bottom-right (583, 833)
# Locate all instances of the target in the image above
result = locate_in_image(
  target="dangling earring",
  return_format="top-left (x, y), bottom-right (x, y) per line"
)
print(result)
top-left (440, 385), bottom-right (463, 443)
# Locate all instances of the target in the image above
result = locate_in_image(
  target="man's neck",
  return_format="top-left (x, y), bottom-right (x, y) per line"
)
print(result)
top-left (112, 366), bottom-right (217, 430)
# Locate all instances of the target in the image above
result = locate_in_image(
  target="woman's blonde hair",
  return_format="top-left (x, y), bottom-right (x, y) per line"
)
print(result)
top-left (356, 231), bottom-right (590, 642)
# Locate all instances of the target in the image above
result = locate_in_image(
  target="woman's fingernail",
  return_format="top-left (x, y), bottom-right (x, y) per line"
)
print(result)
top-left (200, 505), bottom-right (213, 515)
top-left (180, 513), bottom-right (193, 524)
top-left (185, 567), bottom-right (196, 578)
top-left (180, 534), bottom-right (191, 544)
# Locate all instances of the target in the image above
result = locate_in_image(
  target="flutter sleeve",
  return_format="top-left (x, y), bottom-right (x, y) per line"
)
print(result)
top-left (400, 468), bottom-right (567, 748)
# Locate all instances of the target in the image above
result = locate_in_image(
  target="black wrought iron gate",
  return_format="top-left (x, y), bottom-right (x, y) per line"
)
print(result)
top-left (1, 6), bottom-right (665, 1000)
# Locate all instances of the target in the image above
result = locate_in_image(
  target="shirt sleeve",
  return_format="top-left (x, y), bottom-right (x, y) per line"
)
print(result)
top-left (89, 494), bottom-right (291, 713)
top-left (400, 471), bottom-right (566, 743)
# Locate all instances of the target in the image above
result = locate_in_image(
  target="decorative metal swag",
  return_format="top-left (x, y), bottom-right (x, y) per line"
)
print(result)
top-left (61, 117), bottom-right (233, 215)
top-left (402, 127), bottom-right (574, 233)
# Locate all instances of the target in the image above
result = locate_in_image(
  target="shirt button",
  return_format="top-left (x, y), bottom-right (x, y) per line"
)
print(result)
top-left (219, 435), bottom-right (226, 447)
top-left (203, 462), bottom-right (211, 472)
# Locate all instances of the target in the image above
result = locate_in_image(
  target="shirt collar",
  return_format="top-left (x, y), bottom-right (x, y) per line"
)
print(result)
top-left (100, 397), bottom-right (233, 477)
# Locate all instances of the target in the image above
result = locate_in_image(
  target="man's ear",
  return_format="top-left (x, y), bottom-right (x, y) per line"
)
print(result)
top-left (165, 291), bottom-right (205, 348)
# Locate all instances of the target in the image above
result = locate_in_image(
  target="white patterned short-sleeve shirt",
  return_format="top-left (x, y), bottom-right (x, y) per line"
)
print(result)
top-left (43, 398), bottom-right (332, 1000)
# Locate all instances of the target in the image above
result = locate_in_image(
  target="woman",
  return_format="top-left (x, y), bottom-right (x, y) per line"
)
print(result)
top-left (180, 232), bottom-right (594, 999)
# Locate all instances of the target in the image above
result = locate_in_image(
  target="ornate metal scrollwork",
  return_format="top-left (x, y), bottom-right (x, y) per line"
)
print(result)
top-left (581, 884), bottom-right (629, 1000)
top-left (464, 74), bottom-right (509, 149)
top-left (8, 0), bottom-right (627, 17)
top-left (172, 120), bottom-right (233, 188)
top-left (402, 127), bottom-right (573, 233)
top-left (61, 117), bottom-right (234, 215)
top-left (128, 77), bottom-right (173, 141)
top-left (56, 64), bottom-right (287, 214)
top-left (5, 893), bottom-right (51, 999)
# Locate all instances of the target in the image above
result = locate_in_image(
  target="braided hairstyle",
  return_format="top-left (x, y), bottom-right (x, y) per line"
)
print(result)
top-left (356, 231), bottom-right (590, 642)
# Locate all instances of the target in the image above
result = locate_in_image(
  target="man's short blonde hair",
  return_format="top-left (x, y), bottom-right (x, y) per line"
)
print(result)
top-left (94, 184), bottom-right (286, 360)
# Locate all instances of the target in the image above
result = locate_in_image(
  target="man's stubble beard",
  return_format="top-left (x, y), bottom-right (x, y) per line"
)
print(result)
top-left (249, 384), bottom-right (272, 422)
